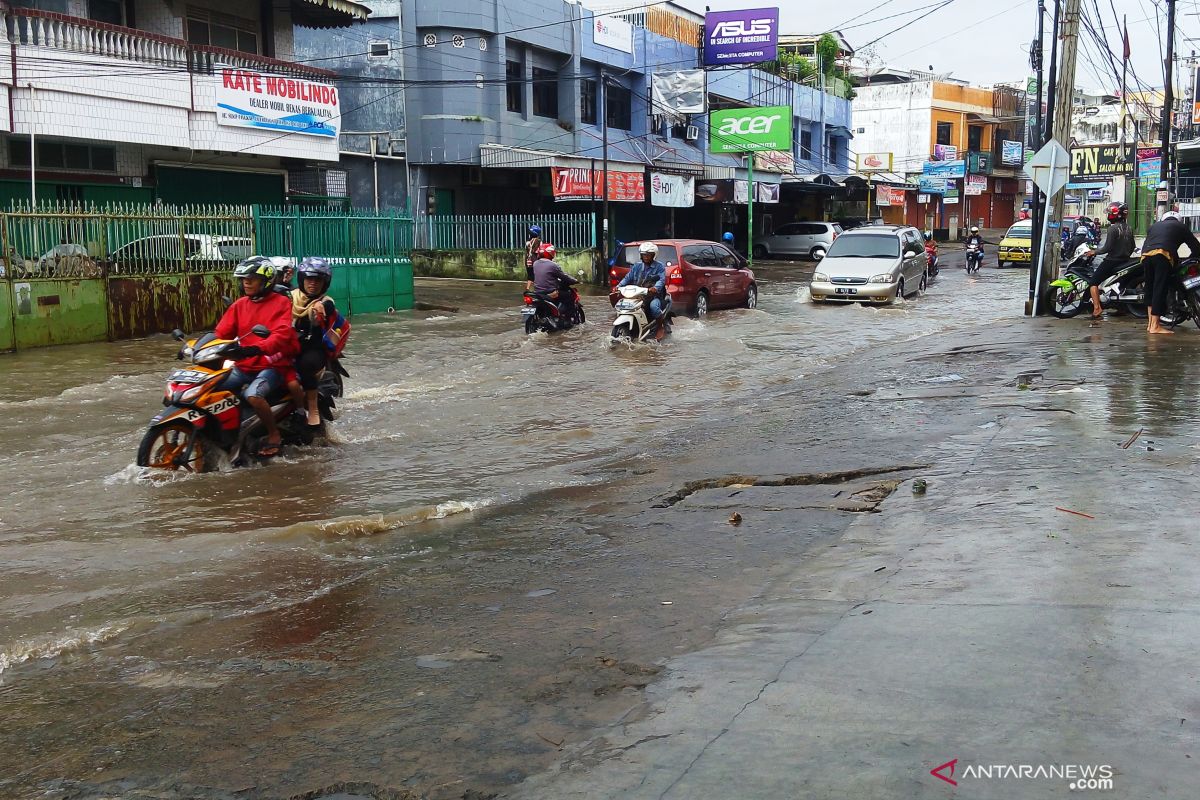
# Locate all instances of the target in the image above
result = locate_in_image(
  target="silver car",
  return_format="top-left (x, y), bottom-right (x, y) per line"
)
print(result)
top-left (755, 221), bottom-right (842, 260)
top-left (809, 225), bottom-right (929, 304)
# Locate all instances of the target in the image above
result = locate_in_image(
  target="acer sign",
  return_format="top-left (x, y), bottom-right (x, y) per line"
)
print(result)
top-left (709, 106), bottom-right (793, 154)
top-left (704, 7), bottom-right (779, 65)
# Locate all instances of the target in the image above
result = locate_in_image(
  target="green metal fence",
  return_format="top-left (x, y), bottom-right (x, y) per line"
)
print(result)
top-left (416, 212), bottom-right (595, 251)
top-left (253, 206), bottom-right (415, 315)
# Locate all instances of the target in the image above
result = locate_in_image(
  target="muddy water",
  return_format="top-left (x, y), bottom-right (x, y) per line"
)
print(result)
top-left (0, 258), bottom-right (1025, 796)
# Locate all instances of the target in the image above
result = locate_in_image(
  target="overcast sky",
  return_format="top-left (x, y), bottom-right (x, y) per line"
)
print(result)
top-left (673, 0), bottom-right (1181, 94)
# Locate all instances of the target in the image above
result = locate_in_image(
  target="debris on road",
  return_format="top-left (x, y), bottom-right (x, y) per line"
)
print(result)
top-left (912, 478), bottom-right (928, 495)
top-left (728, 512), bottom-right (743, 526)
top-left (1055, 507), bottom-right (1095, 520)
top-left (1120, 428), bottom-right (1144, 449)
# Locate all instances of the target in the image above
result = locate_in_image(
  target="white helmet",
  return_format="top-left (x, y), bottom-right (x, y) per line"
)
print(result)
top-left (639, 242), bottom-right (659, 256)
top-left (970, 226), bottom-right (979, 233)
top-left (1162, 211), bottom-right (1182, 221)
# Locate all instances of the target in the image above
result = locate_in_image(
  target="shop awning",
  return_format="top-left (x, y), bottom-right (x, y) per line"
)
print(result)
top-left (292, 0), bottom-right (371, 28)
top-left (967, 112), bottom-right (1004, 125)
top-left (480, 144), bottom-right (643, 171)
top-left (648, 138), bottom-right (741, 177)
top-left (827, 125), bottom-right (854, 139)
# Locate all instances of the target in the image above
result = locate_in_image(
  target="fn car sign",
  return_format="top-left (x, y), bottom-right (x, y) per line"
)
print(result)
top-left (1069, 143), bottom-right (1135, 181)
top-left (704, 8), bottom-right (779, 66)
top-left (709, 106), bottom-right (793, 153)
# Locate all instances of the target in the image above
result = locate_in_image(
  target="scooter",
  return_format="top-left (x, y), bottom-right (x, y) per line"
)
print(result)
top-left (136, 327), bottom-right (346, 472)
top-left (965, 243), bottom-right (983, 274)
top-left (925, 242), bottom-right (940, 278)
top-left (1047, 251), bottom-right (1144, 318)
top-left (610, 285), bottom-right (671, 343)
top-left (522, 286), bottom-right (585, 334)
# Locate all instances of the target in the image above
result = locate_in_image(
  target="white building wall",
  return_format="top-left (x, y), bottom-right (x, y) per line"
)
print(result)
top-left (853, 82), bottom-right (934, 177)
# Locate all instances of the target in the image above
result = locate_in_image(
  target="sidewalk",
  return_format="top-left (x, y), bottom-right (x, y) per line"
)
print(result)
top-left (509, 316), bottom-right (1200, 799)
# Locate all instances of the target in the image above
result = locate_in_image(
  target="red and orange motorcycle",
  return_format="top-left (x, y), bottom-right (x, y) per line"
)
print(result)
top-left (136, 325), bottom-right (345, 472)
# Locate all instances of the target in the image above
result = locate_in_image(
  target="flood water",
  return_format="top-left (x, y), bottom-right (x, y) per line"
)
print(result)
top-left (0, 256), bottom-right (1029, 797)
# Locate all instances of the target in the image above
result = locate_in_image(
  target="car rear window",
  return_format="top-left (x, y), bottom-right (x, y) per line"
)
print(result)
top-left (620, 244), bottom-right (678, 267)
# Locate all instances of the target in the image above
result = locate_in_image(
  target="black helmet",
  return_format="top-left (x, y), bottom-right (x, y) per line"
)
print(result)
top-left (297, 256), bottom-right (333, 298)
top-left (233, 256), bottom-right (276, 299)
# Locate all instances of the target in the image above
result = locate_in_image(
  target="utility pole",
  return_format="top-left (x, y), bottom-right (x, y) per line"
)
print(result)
top-left (1044, 0), bottom-right (1061, 147)
top-left (1158, 0), bottom-right (1178, 218)
top-left (601, 71), bottom-right (611, 271)
top-left (1042, 0), bottom-right (1081, 301)
top-left (1029, 0), bottom-right (1047, 312)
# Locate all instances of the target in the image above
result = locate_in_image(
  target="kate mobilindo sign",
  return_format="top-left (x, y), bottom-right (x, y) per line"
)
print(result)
top-left (704, 8), bottom-right (779, 66)
top-left (216, 66), bottom-right (340, 138)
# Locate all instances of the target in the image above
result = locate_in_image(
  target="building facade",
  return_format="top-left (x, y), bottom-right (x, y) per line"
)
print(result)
top-left (0, 0), bottom-right (366, 206)
top-left (854, 74), bottom-right (1025, 236)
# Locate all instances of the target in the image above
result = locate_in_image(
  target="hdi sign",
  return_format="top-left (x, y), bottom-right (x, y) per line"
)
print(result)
top-left (704, 7), bottom-right (779, 66)
top-left (709, 106), bottom-right (793, 153)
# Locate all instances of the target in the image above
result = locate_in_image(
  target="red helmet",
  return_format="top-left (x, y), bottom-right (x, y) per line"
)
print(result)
top-left (1107, 202), bottom-right (1128, 222)
top-left (539, 243), bottom-right (557, 260)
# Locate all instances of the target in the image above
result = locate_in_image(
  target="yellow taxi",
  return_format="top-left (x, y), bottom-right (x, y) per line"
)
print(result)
top-left (998, 220), bottom-right (1033, 267)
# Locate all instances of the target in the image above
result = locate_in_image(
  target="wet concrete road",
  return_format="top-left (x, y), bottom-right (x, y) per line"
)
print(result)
top-left (0, 255), bottom-right (1035, 798)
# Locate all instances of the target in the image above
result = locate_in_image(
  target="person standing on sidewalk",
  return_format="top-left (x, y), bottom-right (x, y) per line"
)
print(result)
top-left (1085, 203), bottom-right (1135, 320)
top-left (1140, 211), bottom-right (1200, 335)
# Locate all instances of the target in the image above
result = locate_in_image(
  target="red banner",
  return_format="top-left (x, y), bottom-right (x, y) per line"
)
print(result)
top-left (551, 167), bottom-right (645, 202)
top-left (875, 185), bottom-right (905, 207)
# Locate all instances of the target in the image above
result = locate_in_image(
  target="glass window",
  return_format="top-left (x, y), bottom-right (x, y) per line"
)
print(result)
top-left (368, 41), bottom-right (391, 59)
top-left (581, 79), bottom-right (597, 125)
top-left (506, 59), bottom-right (523, 113)
top-left (776, 224), bottom-right (800, 235)
top-left (64, 144), bottom-right (90, 170)
top-left (606, 84), bottom-right (632, 130)
top-left (683, 245), bottom-right (715, 267)
top-left (90, 146), bottom-right (116, 172)
top-left (532, 67), bottom-right (558, 118)
top-left (826, 234), bottom-right (900, 259)
top-left (968, 124), bottom-right (983, 152)
top-left (936, 121), bottom-right (952, 146)
top-left (9, 139), bottom-right (30, 167)
top-left (800, 129), bottom-right (812, 159)
top-left (713, 245), bottom-right (739, 268)
top-left (185, 10), bottom-right (260, 55)
top-left (217, 240), bottom-right (253, 261)
top-left (37, 141), bottom-right (64, 169)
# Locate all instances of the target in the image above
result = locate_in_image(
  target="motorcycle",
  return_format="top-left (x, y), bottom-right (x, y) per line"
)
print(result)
top-left (925, 242), bottom-right (940, 279)
top-left (522, 286), bottom-right (585, 334)
top-left (136, 327), bottom-right (346, 472)
top-left (610, 285), bottom-right (671, 343)
top-left (965, 243), bottom-right (983, 274)
top-left (1047, 251), bottom-right (1146, 318)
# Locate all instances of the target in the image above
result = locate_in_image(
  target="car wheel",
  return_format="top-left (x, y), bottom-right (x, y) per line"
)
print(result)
top-left (810, 246), bottom-right (827, 260)
top-left (753, 244), bottom-right (768, 259)
top-left (999, 261), bottom-right (1009, 268)
top-left (744, 284), bottom-right (758, 309)
top-left (693, 290), bottom-right (709, 318)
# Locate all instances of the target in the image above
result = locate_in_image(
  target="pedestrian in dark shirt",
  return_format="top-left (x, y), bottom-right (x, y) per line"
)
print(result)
top-left (1139, 211), bottom-right (1200, 334)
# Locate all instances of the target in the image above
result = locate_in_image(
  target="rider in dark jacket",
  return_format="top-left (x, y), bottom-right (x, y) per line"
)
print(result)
top-left (530, 243), bottom-right (579, 320)
top-left (1140, 211), bottom-right (1200, 334)
top-left (1085, 203), bottom-right (1136, 319)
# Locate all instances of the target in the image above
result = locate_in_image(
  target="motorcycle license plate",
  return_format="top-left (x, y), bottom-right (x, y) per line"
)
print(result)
top-left (835, 287), bottom-right (858, 295)
top-left (169, 369), bottom-right (208, 384)
top-left (615, 300), bottom-right (640, 311)
top-left (521, 307), bottom-right (536, 315)
top-left (1183, 276), bottom-right (1200, 291)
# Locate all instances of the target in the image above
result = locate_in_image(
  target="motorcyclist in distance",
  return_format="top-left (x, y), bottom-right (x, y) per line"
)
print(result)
top-left (530, 243), bottom-right (580, 321)
top-left (613, 241), bottom-right (668, 341)
top-left (215, 256), bottom-right (299, 458)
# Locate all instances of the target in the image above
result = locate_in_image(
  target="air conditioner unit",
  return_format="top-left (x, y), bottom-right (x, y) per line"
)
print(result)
top-left (685, 125), bottom-right (699, 142)
top-left (525, 171), bottom-right (541, 188)
top-left (465, 166), bottom-right (483, 185)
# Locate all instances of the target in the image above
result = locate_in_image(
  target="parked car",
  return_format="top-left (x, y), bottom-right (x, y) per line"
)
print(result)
top-left (998, 220), bottom-right (1033, 268)
top-left (108, 234), bottom-right (253, 266)
top-left (609, 239), bottom-right (757, 317)
top-left (833, 217), bottom-right (884, 231)
top-left (754, 221), bottom-right (843, 260)
top-left (809, 225), bottom-right (928, 304)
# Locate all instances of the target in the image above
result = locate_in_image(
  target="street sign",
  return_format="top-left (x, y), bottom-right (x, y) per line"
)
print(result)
top-left (1024, 139), bottom-right (1070, 198)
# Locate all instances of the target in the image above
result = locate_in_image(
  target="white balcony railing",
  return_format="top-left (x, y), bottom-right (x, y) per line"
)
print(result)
top-left (2, 7), bottom-right (334, 79)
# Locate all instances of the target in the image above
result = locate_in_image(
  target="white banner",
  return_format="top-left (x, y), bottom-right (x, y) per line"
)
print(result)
top-left (650, 172), bottom-right (695, 207)
top-left (593, 14), bottom-right (633, 53)
top-left (651, 70), bottom-right (706, 116)
top-left (755, 182), bottom-right (780, 203)
top-left (215, 65), bottom-right (340, 138)
top-left (965, 174), bottom-right (987, 196)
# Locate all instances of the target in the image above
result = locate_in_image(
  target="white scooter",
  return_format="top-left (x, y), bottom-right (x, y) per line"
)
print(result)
top-left (610, 285), bottom-right (672, 343)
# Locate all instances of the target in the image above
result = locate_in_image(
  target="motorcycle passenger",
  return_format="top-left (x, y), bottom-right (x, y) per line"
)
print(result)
top-left (215, 256), bottom-right (300, 458)
top-left (1141, 210), bottom-right (1200, 334)
top-left (722, 231), bottom-right (736, 250)
top-left (271, 257), bottom-right (350, 427)
top-left (1085, 203), bottom-right (1136, 320)
top-left (271, 257), bottom-right (297, 296)
top-left (524, 225), bottom-right (543, 291)
top-left (614, 241), bottom-right (668, 341)
top-left (530, 243), bottom-right (579, 321)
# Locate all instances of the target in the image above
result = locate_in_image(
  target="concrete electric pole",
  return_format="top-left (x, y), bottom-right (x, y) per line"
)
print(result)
top-left (1157, 0), bottom-right (1178, 218)
top-left (1043, 0), bottom-right (1082, 291)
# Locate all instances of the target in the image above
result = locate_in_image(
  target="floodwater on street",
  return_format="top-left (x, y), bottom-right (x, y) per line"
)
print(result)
top-left (0, 256), bottom-right (1028, 797)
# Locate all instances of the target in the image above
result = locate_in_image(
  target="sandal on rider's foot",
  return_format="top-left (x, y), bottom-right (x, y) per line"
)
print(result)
top-left (258, 441), bottom-right (282, 458)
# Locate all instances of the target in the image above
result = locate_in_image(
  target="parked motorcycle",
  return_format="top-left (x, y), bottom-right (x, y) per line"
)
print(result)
top-left (136, 327), bottom-right (345, 472)
top-left (965, 243), bottom-right (983, 274)
top-left (522, 287), bottom-right (585, 334)
top-left (610, 285), bottom-right (671, 343)
top-left (1047, 251), bottom-right (1145, 318)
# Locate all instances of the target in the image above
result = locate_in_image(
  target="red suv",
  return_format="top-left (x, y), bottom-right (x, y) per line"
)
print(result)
top-left (609, 239), bottom-right (758, 317)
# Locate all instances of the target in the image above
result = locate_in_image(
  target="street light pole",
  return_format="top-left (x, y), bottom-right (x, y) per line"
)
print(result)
top-left (1029, 1), bottom-right (1046, 312)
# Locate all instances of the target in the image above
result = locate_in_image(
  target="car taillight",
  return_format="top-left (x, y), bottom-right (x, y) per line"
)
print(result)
top-left (667, 267), bottom-right (684, 285)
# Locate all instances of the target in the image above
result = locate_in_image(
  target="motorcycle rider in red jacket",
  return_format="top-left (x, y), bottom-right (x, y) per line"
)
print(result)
top-left (215, 256), bottom-right (299, 458)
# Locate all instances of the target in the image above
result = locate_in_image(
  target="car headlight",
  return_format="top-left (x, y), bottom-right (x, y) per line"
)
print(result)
top-left (812, 272), bottom-right (829, 283)
top-left (869, 274), bottom-right (895, 284)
